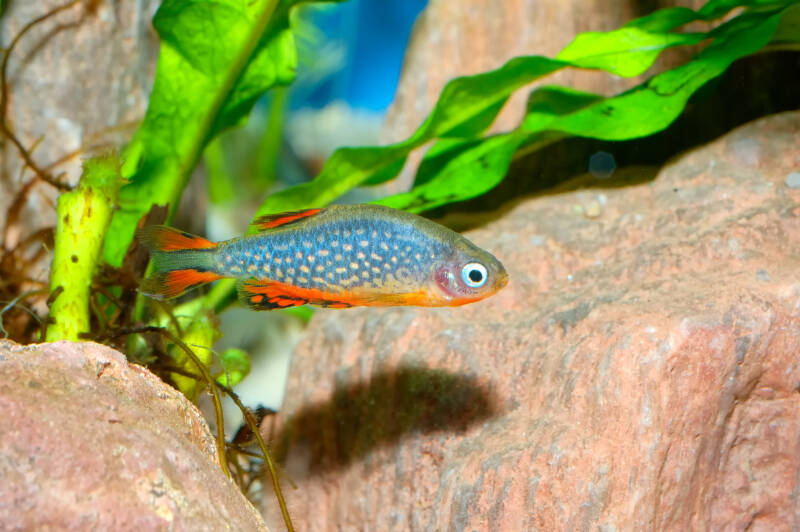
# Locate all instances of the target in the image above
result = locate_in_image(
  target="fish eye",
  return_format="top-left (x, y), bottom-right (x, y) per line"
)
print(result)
top-left (461, 262), bottom-right (488, 288)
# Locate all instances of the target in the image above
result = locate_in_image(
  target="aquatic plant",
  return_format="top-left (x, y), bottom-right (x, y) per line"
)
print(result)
top-left (2, 0), bottom-right (797, 529)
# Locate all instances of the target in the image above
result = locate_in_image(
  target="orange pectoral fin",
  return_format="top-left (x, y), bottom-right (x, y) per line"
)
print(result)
top-left (250, 208), bottom-right (323, 231)
top-left (235, 279), bottom-right (354, 311)
top-left (236, 279), bottom-right (309, 310)
top-left (140, 269), bottom-right (223, 299)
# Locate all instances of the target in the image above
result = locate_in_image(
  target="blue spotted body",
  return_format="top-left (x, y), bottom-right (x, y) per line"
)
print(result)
top-left (138, 204), bottom-right (508, 309)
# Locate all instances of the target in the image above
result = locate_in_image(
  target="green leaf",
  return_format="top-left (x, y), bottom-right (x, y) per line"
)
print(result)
top-left (376, 4), bottom-right (789, 212)
top-left (205, 136), bottom-right (236, 204)
top-left (102, 0), bottom-right (340, 267)
top-left (215, 348), bottom-right (251, 388)
top-left (250, 56), bottom-right (567, 218)
top-left (375, 133), bottom-right (528, 213)
top-left (771, 3), bottom-right (800, 42)
top-left (252, 0), bottom-right (793, 220)
top-left (556, 27), bottom-right (705, 77)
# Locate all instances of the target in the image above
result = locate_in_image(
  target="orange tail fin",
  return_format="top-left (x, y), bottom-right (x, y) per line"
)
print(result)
top-left (136, 226), bottom-right (222, 299)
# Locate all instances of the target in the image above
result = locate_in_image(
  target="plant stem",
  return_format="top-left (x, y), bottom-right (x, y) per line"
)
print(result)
top-left (47, 155), bottom-right (122, 341)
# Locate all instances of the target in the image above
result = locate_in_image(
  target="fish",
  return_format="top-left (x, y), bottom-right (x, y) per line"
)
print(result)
top-left (136, 204), bottom-right (508, 310)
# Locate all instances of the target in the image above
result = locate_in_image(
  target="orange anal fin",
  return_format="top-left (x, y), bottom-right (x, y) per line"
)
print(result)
top-left (140, 269), bottom-right (223, 299)
top-left (250, 208), bottom-right (323, 231)
top-left (137, 225), bottom-right (217, 251)
top-left (235, 279), bottom-right (354, 311)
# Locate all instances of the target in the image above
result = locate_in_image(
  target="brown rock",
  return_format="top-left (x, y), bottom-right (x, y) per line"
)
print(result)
top-left (0, 340), bottom-right (266, 531)
top-left (264, 112), bottom-right (800, 530)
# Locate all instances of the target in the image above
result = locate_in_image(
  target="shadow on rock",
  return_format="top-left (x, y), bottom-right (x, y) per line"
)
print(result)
top-left (271, 365), bottom-right (500, 475)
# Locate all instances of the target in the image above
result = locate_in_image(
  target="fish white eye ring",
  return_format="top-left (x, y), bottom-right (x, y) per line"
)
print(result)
top-left (461, 262), bottom-right (488, 288)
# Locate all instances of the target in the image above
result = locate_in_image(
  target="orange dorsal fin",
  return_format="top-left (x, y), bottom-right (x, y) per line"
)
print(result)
top-left (250, 208), bottom-right (323, 231)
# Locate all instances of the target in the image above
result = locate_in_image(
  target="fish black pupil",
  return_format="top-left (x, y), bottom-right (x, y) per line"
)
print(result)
top-left (469, 269), bottom-right (483, 283)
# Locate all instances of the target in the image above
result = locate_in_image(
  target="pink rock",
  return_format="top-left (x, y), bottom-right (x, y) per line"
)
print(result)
top-left (264, 112), bottom-right (800, 530)
top-left (0, 340), bottom-right (266, 531)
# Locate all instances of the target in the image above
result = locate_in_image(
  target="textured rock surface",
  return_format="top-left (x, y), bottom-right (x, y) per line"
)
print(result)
top-left (380, 0), bottom-right (706, 192)
top-left (0, 340), bottom-right (266, 531)
top-left (264, 113), bottom-right (800, 530)
top-left (0, 0), bottom-right (159, 245)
